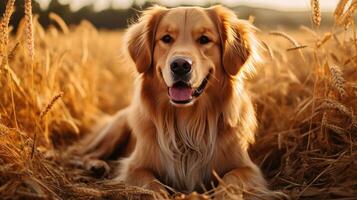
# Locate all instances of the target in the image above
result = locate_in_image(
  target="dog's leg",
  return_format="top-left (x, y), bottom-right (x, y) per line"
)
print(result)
top-left (81, 107), bottom-right (131, 158)
top-left (117, 168), bottom-right (169, 198)
top-left (219, 166), bottom-right (266, 199)
top-left (216, 166), bottom-right (288, 200)
top-left (76, 107), bottom-right (132, 177)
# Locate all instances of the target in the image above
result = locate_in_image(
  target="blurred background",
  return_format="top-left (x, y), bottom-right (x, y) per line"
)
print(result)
top-left (1, 1), bottom-right (357, 199)
top-left (0, 0), bottom-right (343, 30)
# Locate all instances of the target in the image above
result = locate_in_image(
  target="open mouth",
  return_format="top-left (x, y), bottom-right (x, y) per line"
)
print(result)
top-left (168, 73), bottom-right (210, 104)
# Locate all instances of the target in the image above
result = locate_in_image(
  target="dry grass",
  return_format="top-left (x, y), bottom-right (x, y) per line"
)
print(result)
top-left (0, 1), bottom-right (356, 199)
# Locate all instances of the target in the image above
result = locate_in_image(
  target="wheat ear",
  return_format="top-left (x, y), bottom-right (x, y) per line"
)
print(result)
top-left (39, 92), bottom-right (64, 119)
top-left (311, 0), bottom-right (321, 27)
top-left (25, 0), bottom-right (35, 61)
top-left (337, 1), bottom-right (357, 28)
top-left (328, 64), bottom-right (347, 98)
top-left (334, 0), bottom-right (350, 20)
top-left (0, 0), bottom-right (15, 64)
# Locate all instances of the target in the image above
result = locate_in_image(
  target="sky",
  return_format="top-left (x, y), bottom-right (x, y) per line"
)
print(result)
top-left (35, 0), bottom-right (341, 12)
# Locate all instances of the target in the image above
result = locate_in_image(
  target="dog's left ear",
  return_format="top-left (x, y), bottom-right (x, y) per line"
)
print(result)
top-left (207, 6), bottom-right (260, 76)
top-left (125, 6), bottom-right (167, 73)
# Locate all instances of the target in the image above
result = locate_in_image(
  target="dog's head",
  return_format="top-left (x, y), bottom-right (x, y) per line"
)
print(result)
top-left (125, 5), bottom-right (260, 107)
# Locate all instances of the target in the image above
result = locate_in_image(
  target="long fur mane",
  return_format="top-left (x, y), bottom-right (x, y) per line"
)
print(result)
top-left (138, 72), bottom-right (256, 191)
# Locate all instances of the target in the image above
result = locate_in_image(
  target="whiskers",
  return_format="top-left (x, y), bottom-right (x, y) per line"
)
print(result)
top-left (206, 72), bottom-right (220, 88)
top-left (208, 73), bottom-right (219, 82)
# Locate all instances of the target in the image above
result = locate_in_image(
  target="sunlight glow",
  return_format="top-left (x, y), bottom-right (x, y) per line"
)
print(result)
top-left (35, 0), bottom-right (340, 11)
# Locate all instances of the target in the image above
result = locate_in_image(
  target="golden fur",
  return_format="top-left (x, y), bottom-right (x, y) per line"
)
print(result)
top-left (78, 5), bottom-right (280, 199)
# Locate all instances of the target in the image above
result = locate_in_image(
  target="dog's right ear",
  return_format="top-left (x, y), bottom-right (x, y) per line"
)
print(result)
top-left (125, 6), bottom-right (167, 73)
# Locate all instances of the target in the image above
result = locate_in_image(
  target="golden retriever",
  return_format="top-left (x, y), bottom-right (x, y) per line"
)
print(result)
top-left (78, 5), bottom-right (283, 199)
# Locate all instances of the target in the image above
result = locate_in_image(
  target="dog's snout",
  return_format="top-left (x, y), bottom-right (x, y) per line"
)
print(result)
top-left (170, 58), bottom-right (192, 76)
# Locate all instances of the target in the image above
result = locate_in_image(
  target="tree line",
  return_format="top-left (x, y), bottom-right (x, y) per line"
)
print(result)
top-left (0, 0), bottom-right (155, 30)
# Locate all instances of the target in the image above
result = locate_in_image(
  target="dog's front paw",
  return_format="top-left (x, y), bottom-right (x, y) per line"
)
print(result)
top-left (215, 174), bottom-right (289, 200)
top-left (214, 184), bottom-right (244, 200)
top-left (84, 159), bottom-right (110, 178)
top-left (143, 180), bottom-right (170, 199)
top-left (213, 172), bottom-right (244, 199)
top-left (174, 192), bottom-right (210, 200)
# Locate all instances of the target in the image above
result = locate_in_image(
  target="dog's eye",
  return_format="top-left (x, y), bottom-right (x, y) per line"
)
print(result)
top-left (198, 35), bottom-right (211, 45)
top-left (161, 35), bottom-right (173, 44)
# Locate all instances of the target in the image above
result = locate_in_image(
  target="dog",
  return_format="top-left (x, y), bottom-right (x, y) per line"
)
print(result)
top-left (78, 5), bottom-right (279, 199)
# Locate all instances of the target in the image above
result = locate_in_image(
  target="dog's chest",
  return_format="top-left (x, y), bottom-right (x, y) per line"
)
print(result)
top-left (157, 120), bottom-right (216, 192)
top-left (152, 106), bottom-right (219, 192)
top-left (159, 147), bottom-right (213, 193)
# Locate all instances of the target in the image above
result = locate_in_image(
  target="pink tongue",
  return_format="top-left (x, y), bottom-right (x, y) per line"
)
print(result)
top-left (169, 86), bottom-right (192, 101)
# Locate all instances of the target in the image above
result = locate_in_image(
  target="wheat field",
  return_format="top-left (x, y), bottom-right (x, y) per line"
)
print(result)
top-left (0, 0), bottom-right (356, 199)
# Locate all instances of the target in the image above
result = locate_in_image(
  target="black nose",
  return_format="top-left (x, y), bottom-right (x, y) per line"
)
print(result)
top-left (170, 58), bottom-right (191, 76)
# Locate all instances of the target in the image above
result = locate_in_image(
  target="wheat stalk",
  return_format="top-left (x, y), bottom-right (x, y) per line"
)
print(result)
top-left (261, 41), bottom-right (274, 59)
top-left (49, 13), bottom-right (69, 34)
top-left (311, 0), bottom-right (321, 27)
top-left (317, 32), bottom-right (332, 48)
top-left (269, 31), bottom-right (305, 61)
top-left (330, 53), bottom-right (340, 63)
top-left (325, 124), bottom-right (347, 134)
top-left (270, 31), bottom-right (300, 46)
top-left (328, 64), bottom-right (347, 98)
top-left (287, 45), bottom-right (308, 51)
top-left (332, 34), bottom-right (343, 47)
top-left (33, 15), bottom-right (46, 40)
top-left (321, 111), bottom-right (328, 127)
top-left (300, 25), bottom-right (319, 38)
top-left (39, 92), bottom-right (64, 119)
top-left (25, 0), bottom-right (35, 61)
